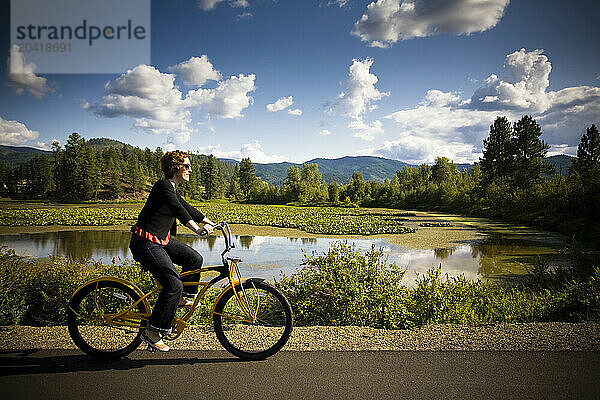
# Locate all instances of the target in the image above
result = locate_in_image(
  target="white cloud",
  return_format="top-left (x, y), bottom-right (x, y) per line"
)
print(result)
top-left (381, 90), bottom-right (502, 162)
top-left (134, 115), bottom-right (194, 145)
top-left (469, 49), bottom-right (552, 113)
top-left (199, 141), bottom-right (286, 163)
top-left (547, 144), bottom-right (577, 157)
top-left (266, 96), bottom-right (294, 112)
top-left (536, 86), bottom-right (600, 145)
top-left (373, 49), bottom-right (600, 164)
top-left (94, 58), bottom-right (256, 143)
top-left (34, 141), bottom-right (53, 151)
top-left (6, 45), bottom-right (54, 98)
top-left (95, 64), bottom-right (186, 126)
top-left (163, 142), bottom-right (177, 152)
top-left (186, 73), bottom-right (256, 118)
top-left (0, 117), bottom-right (40, 145)
top-left (197, 144), bottom-right (221, 154)
top-left (319, 129), bottom-right (332, 135)
top-left (230, 0), bottom-right (249, 7)
top-left (167, 55), bottom-right (221, 87)
top-left (237, 12), bottom-right (253, 20)
top-left (339, 58), bottom-right (389, 119)
top-left (349, 118), bottom-right (384, 141)
top-left (287, 108), bottom-right (302, 116)
top-left (198, 0), bottom-right (248, 11)
top-left (373, 136), bottom-right (478, 165)
top-left (352, 0), bottom-right (510, 47)
top-left (198, 0), bottom-right (226, 10)
top-left (337, 58), bottom-right (389, 140)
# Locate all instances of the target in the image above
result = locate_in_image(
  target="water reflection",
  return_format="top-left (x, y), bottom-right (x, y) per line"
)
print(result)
top-left (287, 237), bottom-right (317, 245)
top-left (239, 235), bottom-right (253, 249)
top-left (0, 229), bottom-right (568, 284)
top-left (433, 248), bottom-right (454, 260)
top-left (1, 231), bottom-right (132, 263)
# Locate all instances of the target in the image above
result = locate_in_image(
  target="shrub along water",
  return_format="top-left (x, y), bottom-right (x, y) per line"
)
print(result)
top-left (1, 244), bottom-right (598, 327)
top-left (276, 242), bottom-right (600, 328)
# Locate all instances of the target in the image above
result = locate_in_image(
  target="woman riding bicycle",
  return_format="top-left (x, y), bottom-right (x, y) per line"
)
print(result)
top-left (129, 150), bottom-right (216, 352)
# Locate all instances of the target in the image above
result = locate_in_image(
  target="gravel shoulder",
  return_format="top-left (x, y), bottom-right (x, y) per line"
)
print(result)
top-left (2, 322), bottom-right (599, 352)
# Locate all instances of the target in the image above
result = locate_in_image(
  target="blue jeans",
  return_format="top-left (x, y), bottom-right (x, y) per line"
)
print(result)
top-left (129, 234), bottom-right (203, 333)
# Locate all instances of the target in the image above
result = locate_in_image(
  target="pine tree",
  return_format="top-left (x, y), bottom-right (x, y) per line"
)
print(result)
top-left (87, 148), bottom-right (102, 201)
top-left (128, 152), bottom-right (144, 195)
top-left (298, 163), bottom-right (323, 203)
top-left (480, 116), bottom-right (514, 187)
top-left (60, 132), bottom-right (94, 201)
top-left (154, 147), bottom-right (164, 178)
top-left (26, 154), bottom-right (54, 197)
top-left (186, 155), bottom-right (204, 199)
top-left (283, 166), bottom-right (300, 202)
top-left (239, 158), bottom-right (257, 199)
top-left (569, 124), bottom-right (600, 220)
top-left (347, 171), bottom-right (366, 203)
top-left (227, 164), bottom-right (242, 200)
top-left (431, 157), bottom-right (459, 185)
top-left (572, 124), bottom-right (600, 174)
top-left (0, 161), bottom-right (11, 194)
top-left (51, 141), bottom-right (66, 198)
top-left (201, 155), bottom-right (225, 199)
top-left (102, 147), bottom-right (123, 199)
top-left (328, 181), bottom-right (340, 203)
top-left (511, 115), bottom-right (552, 190)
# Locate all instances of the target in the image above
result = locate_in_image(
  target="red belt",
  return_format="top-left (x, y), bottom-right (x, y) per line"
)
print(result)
top-left (133, 226), bottom-right (170, 245)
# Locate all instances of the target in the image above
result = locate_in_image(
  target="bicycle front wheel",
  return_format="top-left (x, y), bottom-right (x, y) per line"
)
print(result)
top-left (67, 279), bottom-right (150, 359)
top-left (213, 280), bottom-right (293, 360)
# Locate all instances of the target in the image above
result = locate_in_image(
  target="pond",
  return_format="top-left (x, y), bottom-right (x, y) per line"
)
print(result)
top-left (0, 228), bottom-right (571, 285)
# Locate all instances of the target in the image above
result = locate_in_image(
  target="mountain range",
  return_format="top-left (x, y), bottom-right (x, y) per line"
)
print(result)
top-left (0, 141), bottom-right (574, 185)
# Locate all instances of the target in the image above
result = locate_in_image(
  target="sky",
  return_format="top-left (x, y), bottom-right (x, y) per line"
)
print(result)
top-left (1, 0), bottom-right (599, 164)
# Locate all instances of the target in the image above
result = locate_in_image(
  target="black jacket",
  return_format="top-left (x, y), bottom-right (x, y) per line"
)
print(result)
top-left (133, 179), bottom-right (205, 239)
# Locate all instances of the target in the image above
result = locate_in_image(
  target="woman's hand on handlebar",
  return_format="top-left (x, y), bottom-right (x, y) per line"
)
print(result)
top-left (200, 216), bottom-right (217, 236)
top-left (202, 223), bottom-right (215, 235)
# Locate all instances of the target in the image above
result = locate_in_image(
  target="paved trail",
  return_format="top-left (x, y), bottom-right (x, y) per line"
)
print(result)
top-left (1, 350), bottom-right (599, 399)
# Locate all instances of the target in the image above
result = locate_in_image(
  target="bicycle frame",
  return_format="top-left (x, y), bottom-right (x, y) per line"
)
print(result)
top-left (68, 221), bottom-right (262, 338)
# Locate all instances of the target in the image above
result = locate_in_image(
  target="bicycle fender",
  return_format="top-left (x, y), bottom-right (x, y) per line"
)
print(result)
top-left (69, 276), bottom-right (150, 310)
top-left (209, 277), bottom-right (265, 322)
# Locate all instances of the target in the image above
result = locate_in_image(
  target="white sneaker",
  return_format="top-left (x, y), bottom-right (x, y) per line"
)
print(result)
top-left (141, 330), bottom-right (170, 352)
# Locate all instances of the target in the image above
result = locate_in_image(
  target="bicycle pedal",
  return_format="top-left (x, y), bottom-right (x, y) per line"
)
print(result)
top-left (146, 345), bottom-right (157, 353)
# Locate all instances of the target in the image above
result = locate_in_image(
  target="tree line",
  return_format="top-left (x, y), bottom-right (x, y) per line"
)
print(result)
top-left (0, 133), bottom-right (234, 202)
top-left (0, 116), bottom-right (598, 246)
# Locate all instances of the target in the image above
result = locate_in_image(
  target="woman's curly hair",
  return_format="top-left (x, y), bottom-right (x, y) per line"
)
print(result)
top-left (161, 150), bottom-right (189, 179)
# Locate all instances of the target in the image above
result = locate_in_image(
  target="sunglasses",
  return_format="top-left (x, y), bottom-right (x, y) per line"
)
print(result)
top-left (180, 164), bottom-right (192, 170)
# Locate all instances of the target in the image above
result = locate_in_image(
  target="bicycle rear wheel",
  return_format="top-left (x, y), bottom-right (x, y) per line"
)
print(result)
top-left (67, 279), bottom-right (150, 359)
top-left (213, 280), bottom-right (293, 360)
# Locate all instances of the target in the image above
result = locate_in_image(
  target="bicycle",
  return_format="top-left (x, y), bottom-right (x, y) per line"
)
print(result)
top-left (66, 221), bottom-right (293, 361)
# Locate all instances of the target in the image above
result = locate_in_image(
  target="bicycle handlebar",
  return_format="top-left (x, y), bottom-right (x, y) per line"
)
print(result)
top-left (199, 221), bottom-right (235, 261)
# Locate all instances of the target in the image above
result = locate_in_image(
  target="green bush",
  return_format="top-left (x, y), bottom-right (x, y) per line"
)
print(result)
top-left (0, 247), bottom-right (28, 325)
top-left (0, 247), bottom-right (154, 325)
top-left (276, 242), bottom-right (409, 328)
top-left (277, 242), bottom-right (600, 328)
